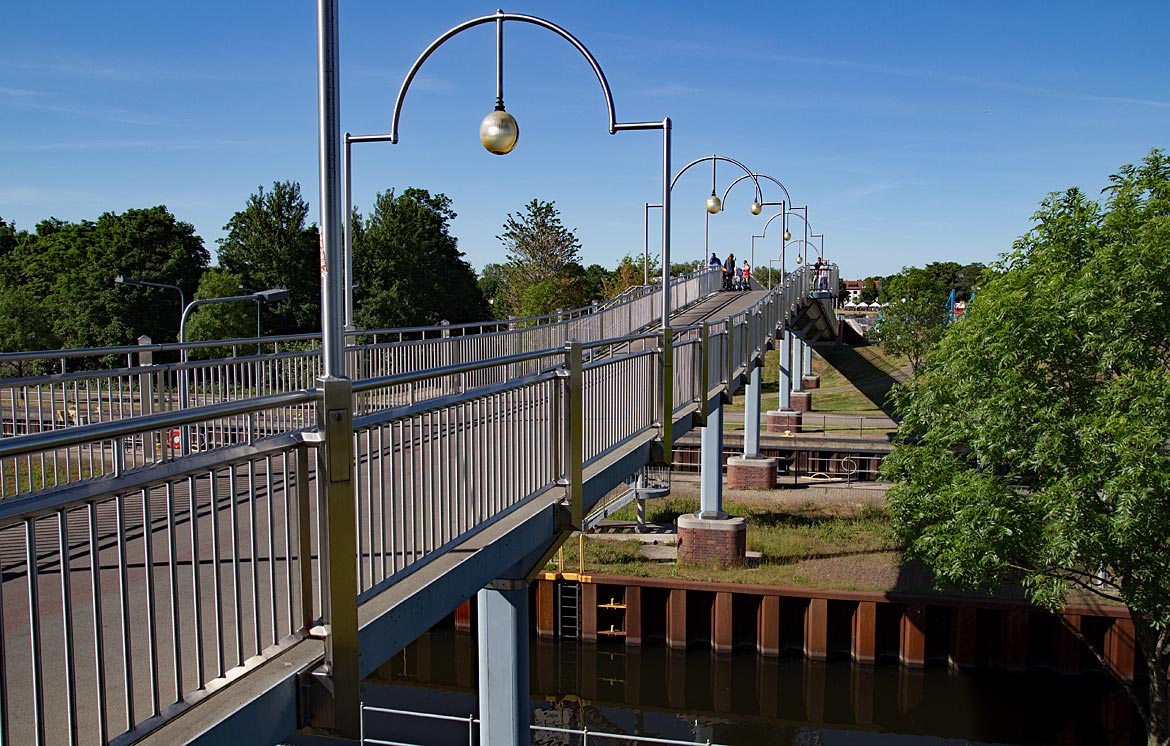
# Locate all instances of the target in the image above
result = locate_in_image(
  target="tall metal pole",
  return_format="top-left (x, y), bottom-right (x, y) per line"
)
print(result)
top-left (643, 203), bottom-right (650, 286)
top-left (343, 135), bottom-right (354, 330)
top-left (316, 0), bottom-right (358, 738)
top-left (318, 0), bottom-right (345, 377)
top-left (660, 118), bottom-right (673, 459)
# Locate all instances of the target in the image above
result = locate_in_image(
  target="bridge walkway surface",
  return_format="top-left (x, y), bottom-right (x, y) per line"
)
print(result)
top-left (0, 265), bottom-right (838, 745)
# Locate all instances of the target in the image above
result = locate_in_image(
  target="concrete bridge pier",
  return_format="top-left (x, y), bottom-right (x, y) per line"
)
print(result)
top-left (728, 361), bottom-right (778, 489)
top-left (478, 573), bottom-right (532, 746)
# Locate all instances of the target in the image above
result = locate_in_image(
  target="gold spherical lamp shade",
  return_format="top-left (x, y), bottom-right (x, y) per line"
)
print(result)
top-left (705, 193), bottom-right (722, 214)
top-left (783, 230), bottom-right (792, 241)
top-left (480, 109), bottom-right (519, 155)
top-left (795, 255), bottom-right (803, 265)
top-left (749, 200), bottom-right (762, 215)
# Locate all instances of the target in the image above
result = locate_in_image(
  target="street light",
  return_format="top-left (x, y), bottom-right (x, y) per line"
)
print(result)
top-left (720, 172), bottom-right (795, 273)
top-left (114, 275), bottom-right (186, 336)
top-left (175, 287), bottom-right (289, 453)
top-left (645, 155), bottom-right (764, 281)
top-left (342, 11), bottom-right (672, 335)
top-left (320, 10), bottom-right (670, 734)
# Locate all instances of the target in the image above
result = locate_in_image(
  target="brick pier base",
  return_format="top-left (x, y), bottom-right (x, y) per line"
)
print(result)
top-left (802, 375), bottom-right (821, 390)
top-left (726, 456), bottom-right (777, 489)
top-left (677, 513), bottom-right (746, 569)
top-left (766, 409), bottom-right (801, 433)
top-left (790, 391), bottom-right (812, 412)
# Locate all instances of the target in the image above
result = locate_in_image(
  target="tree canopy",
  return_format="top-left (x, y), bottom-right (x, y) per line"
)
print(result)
top-left (0, 206), bottom-right (208, 349)
top-left (873, 266), bottom-right (951, 373)
top-left (494, 199), bottom-right (587, 318)
top-left (183, 269), bottom-right (254, 358)
top-left (882, 150), bottom-right (1170, 745)
top-left (217, 180), bottom-right (320, 334)
top-left (352, 187), bottom-right (486, 329)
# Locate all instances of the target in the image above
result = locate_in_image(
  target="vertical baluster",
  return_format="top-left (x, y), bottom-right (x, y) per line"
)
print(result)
top-left (88, 502), bottom-right (109, 742)
top-left (188, 475), bottom-right (205, 689)
top-left (26, 518), bottom-right (46, 746)
top-left (59, 511), bottom-right (78, 746)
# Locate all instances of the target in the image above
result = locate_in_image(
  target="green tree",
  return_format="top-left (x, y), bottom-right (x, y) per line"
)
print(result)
top-left (217, 181), bottom-right (320, 334)
top-left (183, 269), bottom-right (254, 358)
top-left (882, 151), bottom-right (1170, 746)
top-left (352, 188), bottom-right (486, 329)
top-left (495, 199), bottom-right (586, 318)
top-left (0, 287), bottom-right (60, 375)
top-left (605, 254), bottom-right (655, 298)
top-left (874, 266), bottom-right (950, 373)
top-left (6, 207), bottom-right (208, 349)
top-left (860, 277), bottom-right (880, 303)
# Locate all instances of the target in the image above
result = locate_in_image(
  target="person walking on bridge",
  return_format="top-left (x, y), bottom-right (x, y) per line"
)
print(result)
top-left (723, 252), bottom-right (736, 291)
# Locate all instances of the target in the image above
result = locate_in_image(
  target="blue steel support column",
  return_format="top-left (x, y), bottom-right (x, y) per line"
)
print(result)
top-left (803, 338), bottom-right (814, 377)
top-left (792, 337), bottom-right (805, 394)
top-left (700, 401), bottom-right (726, 519)
top-left (743, 362), bottom-right (762, 458)
top-left (778, 331), bottom-right (792, 410)
top-left (478, 577), bottom-right (531, 746)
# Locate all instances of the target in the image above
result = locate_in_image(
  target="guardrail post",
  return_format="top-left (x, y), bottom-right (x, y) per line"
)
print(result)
top-left (317, 375), bottom-right (359, 736)
top-left (696, 322), bottom-right (709, 427)
top-left (565, 340), bottom-right (583, 528)
top-left (661, 327), bottom-right (674, 461)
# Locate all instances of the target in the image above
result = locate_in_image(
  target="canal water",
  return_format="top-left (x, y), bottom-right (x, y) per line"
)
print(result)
top-left (362, 626), bottom-right (1142, 745)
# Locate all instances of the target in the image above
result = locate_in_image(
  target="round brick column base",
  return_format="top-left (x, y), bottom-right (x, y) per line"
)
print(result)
top-left (677, 513), bottom-right (746, 569)
top-left (790, 391), bottom-right (813, 413)
top-left (726, 456), bottom-right (778, 490)
top-left (802, 375), bottom-right (821, 390)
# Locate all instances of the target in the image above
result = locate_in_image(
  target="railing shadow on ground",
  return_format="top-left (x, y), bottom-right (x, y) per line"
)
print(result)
top-left (814, 343), bottom-right (903, 417)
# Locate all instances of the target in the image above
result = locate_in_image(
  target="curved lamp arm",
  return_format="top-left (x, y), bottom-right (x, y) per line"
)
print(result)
top-left (668, 154), bottom-right (762, 204)
top-left (720, 172), bottom-right (792, 207)
top-left (391, 10), bottom-right (620, 142)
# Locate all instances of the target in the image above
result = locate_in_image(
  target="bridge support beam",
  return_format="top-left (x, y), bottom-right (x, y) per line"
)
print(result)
top-left (478, 576), bottom-right (531, 746)
top-left (728, 362), bottom-right (777, 489)
top-left (767, 330), bottom-right (802, 434)
top-left (743, 361), bottom-right (762, 458)
top-left (699, 400), bottom-right (725, 518)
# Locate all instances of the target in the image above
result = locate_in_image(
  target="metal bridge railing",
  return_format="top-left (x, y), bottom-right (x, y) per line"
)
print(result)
top-left (0, 268), bottom-right (723, 499)
top-left (0, 265), bottom-right (835, 745)
top-left (359, 704), bottom-right (731, 746)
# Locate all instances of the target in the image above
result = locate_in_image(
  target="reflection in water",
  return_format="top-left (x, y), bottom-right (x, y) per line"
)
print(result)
top-left (364, 626), bottom-right (1139, 745)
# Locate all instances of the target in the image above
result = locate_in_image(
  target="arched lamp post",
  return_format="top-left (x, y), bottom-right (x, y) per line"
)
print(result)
top-left (316, 6), bottom-right (671, 738)
top-left (719, 172), bottom-right (795, 274)
top-left (342, 11), bottom-right (672, 333)
top-left (643, 155), bottom-right (763, 282)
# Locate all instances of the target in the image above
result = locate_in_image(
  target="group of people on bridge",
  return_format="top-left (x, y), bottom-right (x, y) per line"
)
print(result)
top-left (711, 251), bottom-right (752, 291)
top-left (710, 251), bottom-right (832, 291)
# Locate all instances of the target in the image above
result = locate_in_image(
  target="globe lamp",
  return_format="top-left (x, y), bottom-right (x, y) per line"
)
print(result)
top-left (705, 192), bottom-right (722, 214)
top-left (480, 108), bottom-right (519, 155)
top-left (749, 200), bottom-right (762, 215)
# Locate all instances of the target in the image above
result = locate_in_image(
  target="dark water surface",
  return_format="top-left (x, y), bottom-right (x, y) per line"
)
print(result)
top-left (363, 626), bottom-right (1140, 745)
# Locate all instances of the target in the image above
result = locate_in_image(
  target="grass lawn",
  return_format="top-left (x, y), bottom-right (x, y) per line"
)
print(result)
top-left (555, 489), bottom-right (909, 591)
top-left (725, 343), bottom-right (908, 417)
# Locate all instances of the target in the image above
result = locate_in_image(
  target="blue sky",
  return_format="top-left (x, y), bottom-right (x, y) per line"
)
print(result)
top-left (3, 2), bottom-right (1168, 280)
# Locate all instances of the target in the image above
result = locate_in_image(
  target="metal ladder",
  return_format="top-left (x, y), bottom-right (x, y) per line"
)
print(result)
top-left (557, 580), bottom-right (581, 639)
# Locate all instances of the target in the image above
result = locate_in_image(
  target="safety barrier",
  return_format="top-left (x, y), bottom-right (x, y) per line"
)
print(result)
top-left (0, 265), bottom-right (835, 745)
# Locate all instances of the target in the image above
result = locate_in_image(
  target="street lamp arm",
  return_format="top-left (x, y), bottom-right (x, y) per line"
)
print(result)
top-left (720, 173), bottom-right (792, 207)
top-left (668, 155), bottom-right (760, 198)
top-left (761, 207), bottom-right (812, 237)
top-left (390, 11), bottom-right (619, 143)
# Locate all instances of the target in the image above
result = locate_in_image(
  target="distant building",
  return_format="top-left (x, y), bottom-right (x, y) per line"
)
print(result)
top-left (844, 278), bottom-right (880, 302)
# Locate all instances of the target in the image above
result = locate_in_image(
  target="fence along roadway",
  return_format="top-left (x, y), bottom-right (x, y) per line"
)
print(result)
top-left (0, 264), bottom-right (837, 745)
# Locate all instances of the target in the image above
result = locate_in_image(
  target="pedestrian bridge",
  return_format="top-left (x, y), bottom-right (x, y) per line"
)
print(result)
top-left (0, 264), bottom-right (837, 745)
